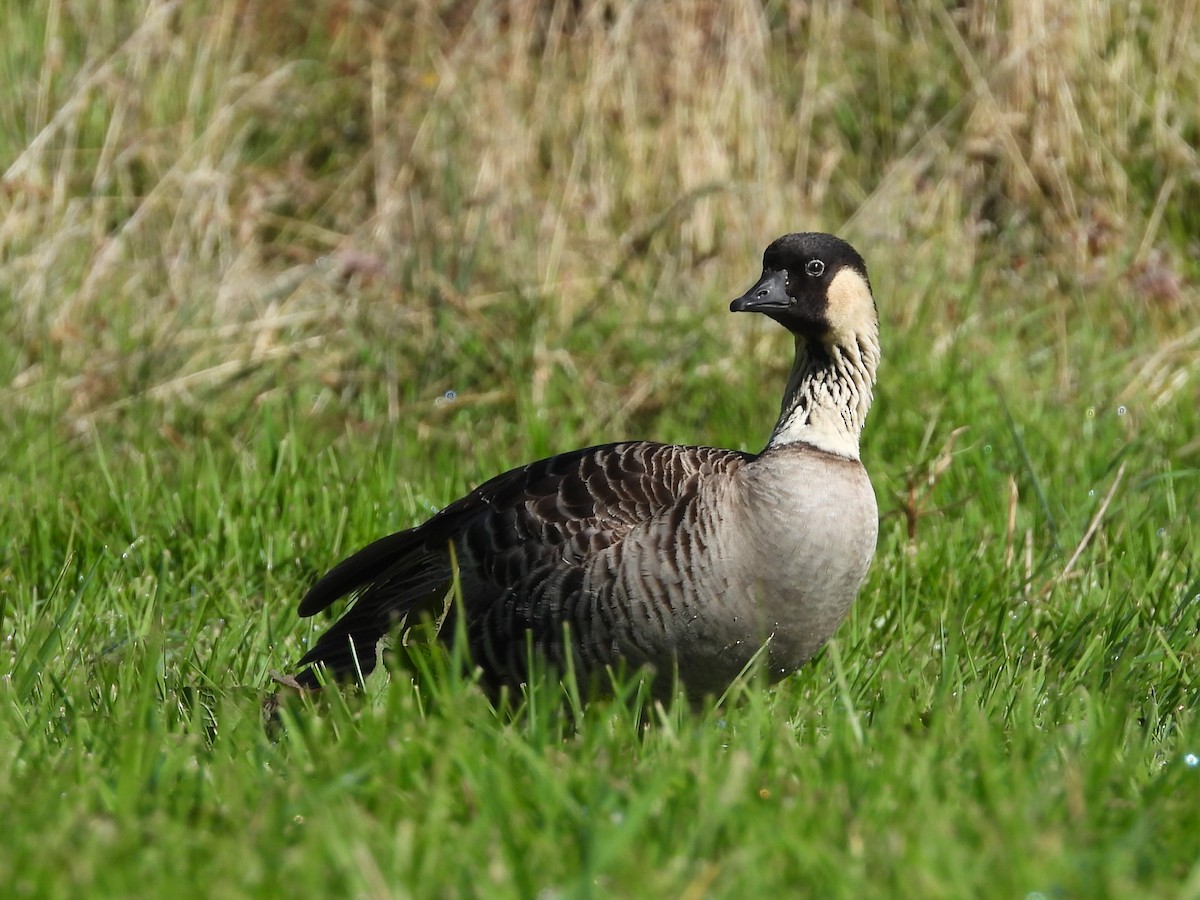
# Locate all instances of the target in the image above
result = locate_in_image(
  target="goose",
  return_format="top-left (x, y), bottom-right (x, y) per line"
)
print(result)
top-left (288, 232), bottom-right (880, 699)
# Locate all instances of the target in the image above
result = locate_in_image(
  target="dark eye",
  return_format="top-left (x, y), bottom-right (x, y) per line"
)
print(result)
top-left (805, 259), bottom-right (825, 277)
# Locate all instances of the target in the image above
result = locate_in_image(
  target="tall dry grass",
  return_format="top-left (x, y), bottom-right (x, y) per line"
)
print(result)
top-left (0, 0), bottom-right (1195, 431)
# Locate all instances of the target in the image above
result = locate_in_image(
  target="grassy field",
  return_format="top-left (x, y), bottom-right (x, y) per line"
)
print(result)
top-left (2, 0), bottom-right (1198, 896)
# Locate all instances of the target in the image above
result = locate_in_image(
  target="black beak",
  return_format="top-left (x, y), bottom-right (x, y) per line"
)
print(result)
top-left (730, 269), bottom-right (790, 313)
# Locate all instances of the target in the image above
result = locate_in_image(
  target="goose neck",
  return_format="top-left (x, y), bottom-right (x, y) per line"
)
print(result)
top-left (766, 331), bottom-right (879, 459)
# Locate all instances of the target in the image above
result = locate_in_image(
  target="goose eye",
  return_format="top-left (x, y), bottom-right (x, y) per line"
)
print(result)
top-left (805, 259), bottom-right (825, 277)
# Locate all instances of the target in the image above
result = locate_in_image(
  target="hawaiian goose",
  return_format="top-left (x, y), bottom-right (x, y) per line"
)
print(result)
top-left (290, 232), bottom-right (880, 699)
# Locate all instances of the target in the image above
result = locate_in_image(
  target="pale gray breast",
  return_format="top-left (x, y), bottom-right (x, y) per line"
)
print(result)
top-left (704, 444), bottom-right (878, 681)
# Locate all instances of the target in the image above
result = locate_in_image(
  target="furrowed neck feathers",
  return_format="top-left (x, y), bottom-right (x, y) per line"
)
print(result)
top-left (767, 326), bottom-right (880, 459)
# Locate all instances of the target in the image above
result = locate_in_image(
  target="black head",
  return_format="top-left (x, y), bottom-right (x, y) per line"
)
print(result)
top-left (730, 233), bottom-right (874, 340)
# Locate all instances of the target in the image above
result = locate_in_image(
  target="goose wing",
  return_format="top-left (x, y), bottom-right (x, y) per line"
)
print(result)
top-left (293, 441), bottom-right (748, 685)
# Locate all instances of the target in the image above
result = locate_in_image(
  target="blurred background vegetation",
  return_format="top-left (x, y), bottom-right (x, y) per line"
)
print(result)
top-left (2, 0), bottom-right (1195, 449)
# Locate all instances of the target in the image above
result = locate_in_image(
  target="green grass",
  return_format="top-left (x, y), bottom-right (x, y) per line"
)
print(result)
top-left (2, 1), bottom-right (1198, 897)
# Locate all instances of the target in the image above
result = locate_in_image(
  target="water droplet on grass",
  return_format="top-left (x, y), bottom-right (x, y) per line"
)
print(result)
top-left (1117, 405), bottom-right (1127, 416)
top-left (1085, 407), bottom-right (1095, 419)
top-left (983, 445), bottom-right (992, 454)
top-left (1185, 753), bottom-right (1199, 768)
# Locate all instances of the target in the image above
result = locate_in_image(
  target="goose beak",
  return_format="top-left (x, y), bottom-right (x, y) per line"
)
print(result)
top-left (730, 269), bottom-right (790, 313)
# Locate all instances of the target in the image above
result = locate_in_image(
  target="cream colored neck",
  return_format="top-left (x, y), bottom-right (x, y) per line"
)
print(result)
top-left (767, 330), bottom-right (880, 459)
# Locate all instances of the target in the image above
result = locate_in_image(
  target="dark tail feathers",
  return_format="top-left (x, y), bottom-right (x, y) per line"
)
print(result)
top-left (298, 529), bottom-right (423, 616)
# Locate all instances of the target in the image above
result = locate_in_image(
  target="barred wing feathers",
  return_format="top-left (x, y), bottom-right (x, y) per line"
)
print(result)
top-left (294, 441), bottom-right (749, 687)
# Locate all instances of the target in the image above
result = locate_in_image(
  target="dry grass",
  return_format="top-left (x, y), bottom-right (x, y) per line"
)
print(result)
top-left (1, 0), bottom-right (1195, 436)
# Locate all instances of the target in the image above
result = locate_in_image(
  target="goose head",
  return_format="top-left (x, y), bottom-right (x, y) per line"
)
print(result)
top-left (730, 233), bottom-right (876, 346)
